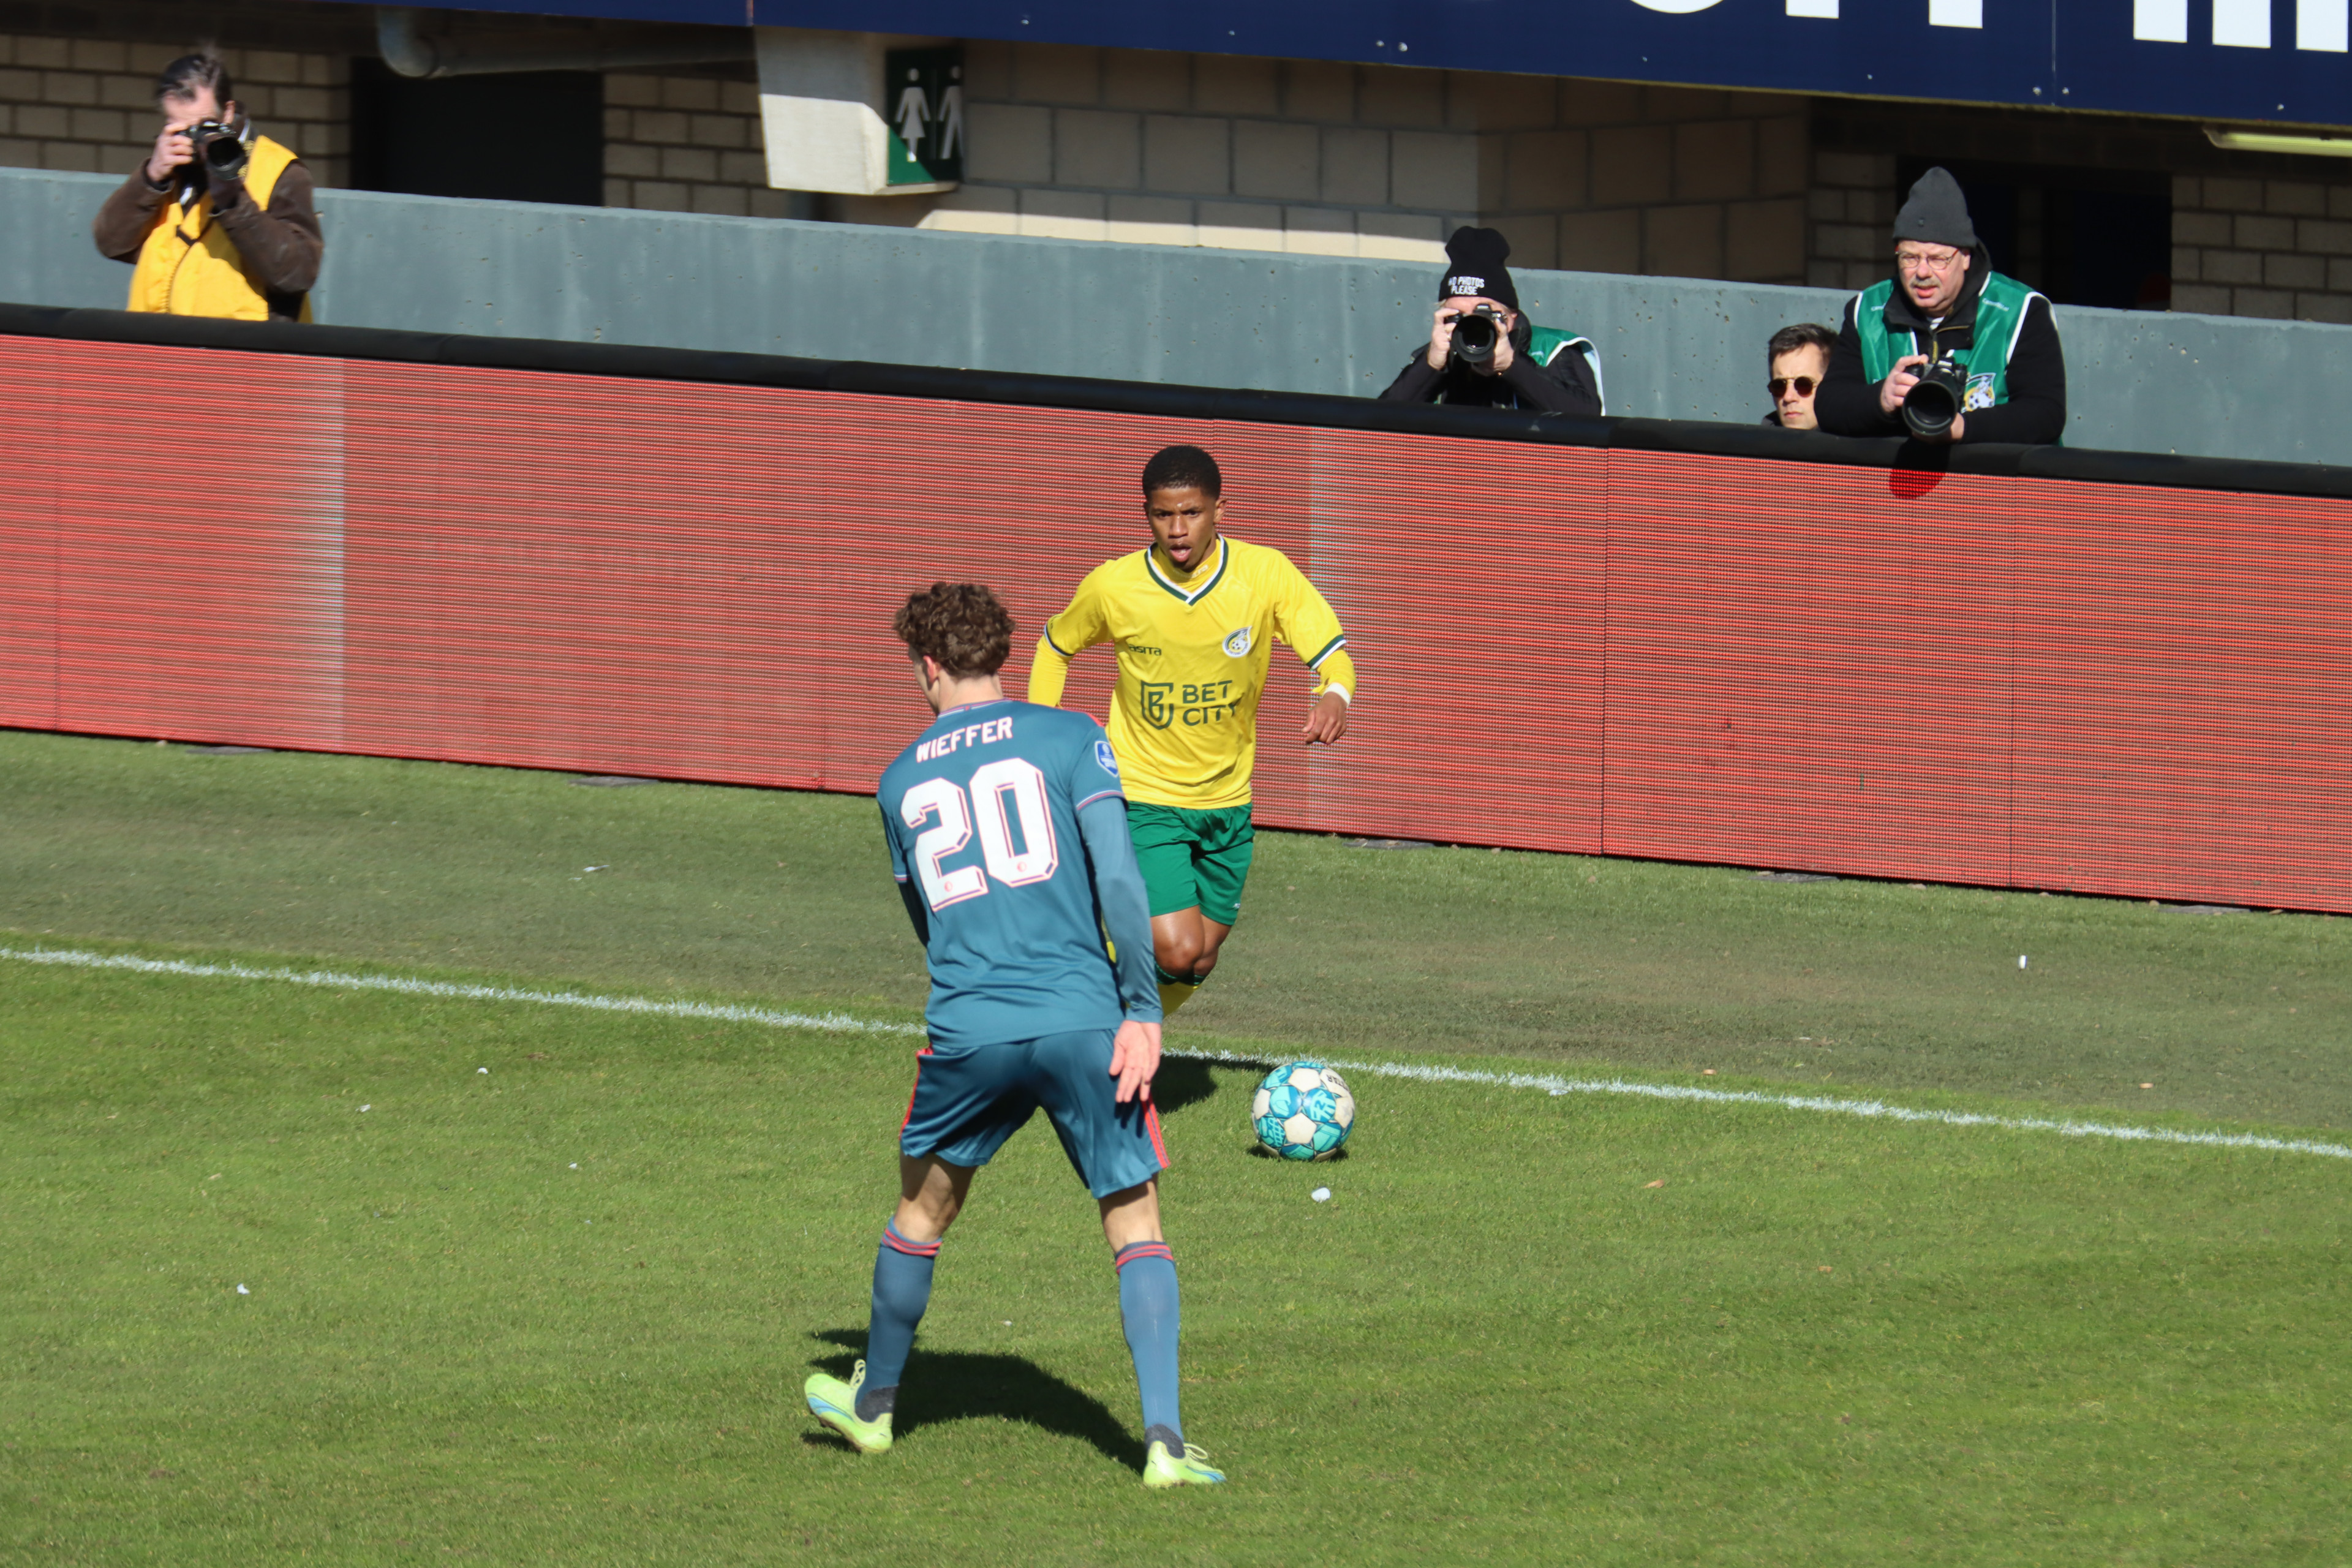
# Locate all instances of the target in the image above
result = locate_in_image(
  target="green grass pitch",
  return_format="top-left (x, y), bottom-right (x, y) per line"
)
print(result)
top-left (3, 731), bottom-right (2349, 1564)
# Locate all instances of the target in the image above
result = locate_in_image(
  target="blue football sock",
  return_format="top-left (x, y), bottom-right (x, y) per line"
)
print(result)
top-left (862, 1221), bottom-right (938, 1420)
top-left (1115, 1241), bottom-right (1182, 1446)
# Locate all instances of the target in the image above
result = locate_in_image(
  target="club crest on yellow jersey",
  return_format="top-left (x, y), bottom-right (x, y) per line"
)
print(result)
top-left (1222, 627), bottom-right (1253, 657)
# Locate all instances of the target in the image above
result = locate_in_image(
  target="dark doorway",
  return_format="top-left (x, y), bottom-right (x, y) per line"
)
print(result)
top-left (350, 58), bottom-right (603, 207)
top-left (1896, 157), bottom-right (2173, 311)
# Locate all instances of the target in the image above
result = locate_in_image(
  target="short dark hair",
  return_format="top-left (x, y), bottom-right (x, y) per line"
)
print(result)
top-left (156, 48), bottom-right (233, 108)
top-left (1140, 444), bottom-right (1221, 500)
top-left (894, 582), bottom-right (1014, 678)
top-left (1768, 322), bottom-right (1838, 364)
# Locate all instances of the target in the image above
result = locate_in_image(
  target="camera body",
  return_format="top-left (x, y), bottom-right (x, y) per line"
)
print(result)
top-left (190, 119), bottom-right (248, 181)
top-left (1903, 355), bottom-right (1970, 440)
top-left (1448, 303), bottom-right (1509, 368)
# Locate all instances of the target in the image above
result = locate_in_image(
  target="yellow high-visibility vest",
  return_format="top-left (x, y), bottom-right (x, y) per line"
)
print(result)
top-left (127, 135), bottom-right (312, 322)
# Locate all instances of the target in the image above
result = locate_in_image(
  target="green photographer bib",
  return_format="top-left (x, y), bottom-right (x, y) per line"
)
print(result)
top-left (1529, 325), bottom-right (1605, 415)
top-left (1853, 270), bottom-right (2042, 421)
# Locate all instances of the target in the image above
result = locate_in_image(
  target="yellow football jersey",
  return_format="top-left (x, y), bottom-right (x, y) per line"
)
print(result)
top-left (1027, 536), bottom-right (1357, 810)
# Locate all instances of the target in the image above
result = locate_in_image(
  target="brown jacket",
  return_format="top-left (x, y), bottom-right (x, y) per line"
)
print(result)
top-left (93, 155), bottom-right (324, 318)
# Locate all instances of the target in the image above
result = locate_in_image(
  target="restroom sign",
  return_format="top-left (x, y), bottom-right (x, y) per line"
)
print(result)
top-left (885, 46), bottom-right (963, 186)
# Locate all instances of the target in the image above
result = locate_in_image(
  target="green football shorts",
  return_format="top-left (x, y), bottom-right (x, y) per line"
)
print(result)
top-left (1126, 801), bottom-right (1256, 927)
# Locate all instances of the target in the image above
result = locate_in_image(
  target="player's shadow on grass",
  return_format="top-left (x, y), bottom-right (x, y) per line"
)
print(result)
top-left (809, 1330), bottom-right (1142, 1468)
top-left (1151, 1055), bottom-right (1226, 1118)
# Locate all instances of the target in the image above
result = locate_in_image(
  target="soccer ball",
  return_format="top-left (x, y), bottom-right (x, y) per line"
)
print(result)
top-left (1251, 1061), bottom-right (1355, 1161)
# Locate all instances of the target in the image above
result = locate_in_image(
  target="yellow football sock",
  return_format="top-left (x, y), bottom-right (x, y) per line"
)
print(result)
top-left (1157, 979), bottom-right (1200, 1018)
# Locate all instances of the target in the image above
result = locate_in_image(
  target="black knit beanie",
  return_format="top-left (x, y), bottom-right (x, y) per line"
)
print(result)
top-left (1892, 167), bottom-right (1979, 250)
top-left (1438, 225), bottom-right (1518, 309)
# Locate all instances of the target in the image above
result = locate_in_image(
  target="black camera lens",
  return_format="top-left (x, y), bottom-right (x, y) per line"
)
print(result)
top-left (1452, 311), bottom-right (1499, 366)
top-left (192, 120), bottom-right (248, 180)
top-left (1902, 358), bottom-right (1969, 440)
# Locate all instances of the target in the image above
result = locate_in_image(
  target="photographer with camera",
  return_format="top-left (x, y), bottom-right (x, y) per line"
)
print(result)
top-left (1378, 227), bottom-right (1603, 415)
top-left (92, 51), bottom-right (322, 322)
top-left (1814, 168), bottom-right (2064, 445)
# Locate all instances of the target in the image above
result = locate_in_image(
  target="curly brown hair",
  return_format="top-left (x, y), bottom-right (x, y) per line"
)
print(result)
top-left (893, 582), bottom-right (1015, 677)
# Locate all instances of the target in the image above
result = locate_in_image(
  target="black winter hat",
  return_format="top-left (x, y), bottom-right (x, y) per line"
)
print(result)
top-left (1438, 225), bottom-right (1518, 309)
top-left (1892, 167), bottom-right (1979, 250)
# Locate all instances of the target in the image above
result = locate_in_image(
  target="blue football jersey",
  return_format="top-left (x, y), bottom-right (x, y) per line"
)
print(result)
top-left (877, 699), bottom-right (1131, 1047)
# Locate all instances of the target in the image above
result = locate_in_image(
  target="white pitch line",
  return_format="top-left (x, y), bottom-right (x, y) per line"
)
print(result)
top-left (7, 944), bottom-right (2348, 1163)
top-left (0, 944), bottom-right (922, 1038)
top-left (1174, 1049), bottom-right (2352, 1162)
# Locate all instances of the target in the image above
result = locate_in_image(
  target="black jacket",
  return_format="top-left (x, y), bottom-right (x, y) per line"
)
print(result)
top-left (1378, 318), bottom-right (1602, 415)
top-left (1814, 251), bottom-right (2067, 444)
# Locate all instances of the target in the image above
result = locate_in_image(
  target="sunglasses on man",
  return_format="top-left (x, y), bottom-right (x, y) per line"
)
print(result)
top-left (1768, 375), bottom-right (1817, 398)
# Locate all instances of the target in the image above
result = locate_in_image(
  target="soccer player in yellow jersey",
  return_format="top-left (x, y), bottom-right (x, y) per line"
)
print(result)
top-left (1027, 445), bottom-right (1358, 1017)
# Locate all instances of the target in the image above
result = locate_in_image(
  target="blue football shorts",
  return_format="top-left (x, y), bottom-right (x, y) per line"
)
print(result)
top-left (898, 1028), bottom-right (1169, 1199)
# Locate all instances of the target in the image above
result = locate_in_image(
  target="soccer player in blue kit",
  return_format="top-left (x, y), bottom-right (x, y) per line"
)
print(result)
top-left (804, 581), bottom-right (1226, 1490)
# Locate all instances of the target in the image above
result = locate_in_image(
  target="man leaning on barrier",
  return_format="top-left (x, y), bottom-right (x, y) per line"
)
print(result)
top-left (92, 50), bottom-right (322, 323)
top-left (1814, 167), bottom-right (2065, 445)
top-left (1378, 227), bottom-right (1603, 415)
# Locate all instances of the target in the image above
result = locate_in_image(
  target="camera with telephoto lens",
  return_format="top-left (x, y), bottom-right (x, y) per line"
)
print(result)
top-left (1902, 355), bottom-right (1970, 440)
top-left (189, 119), bottom-right (248, 181)
top-left (1448, 303), bottom-right (1509, 368)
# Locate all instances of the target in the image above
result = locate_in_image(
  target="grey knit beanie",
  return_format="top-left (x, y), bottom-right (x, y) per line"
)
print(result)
top-left (1892, 167), bottom-right (1979, 249)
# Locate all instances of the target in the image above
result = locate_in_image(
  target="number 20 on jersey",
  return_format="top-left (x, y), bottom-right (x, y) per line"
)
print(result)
top-left (901, 758), bottom-right (1061, 911)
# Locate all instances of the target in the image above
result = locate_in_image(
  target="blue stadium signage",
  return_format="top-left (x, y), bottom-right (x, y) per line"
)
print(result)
top-left (370, 1), bottom-right (2352, 127)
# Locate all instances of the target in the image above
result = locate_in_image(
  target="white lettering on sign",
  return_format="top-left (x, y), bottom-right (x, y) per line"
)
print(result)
top-left (1611, 0), bottom-right (2333, 70)
top-left (2214, 0), bottom-right (2271, 47)
top-left (2134, 0), bottom-right (2188, 42)
top-left (2302, 0), bottom-right (2350, 52)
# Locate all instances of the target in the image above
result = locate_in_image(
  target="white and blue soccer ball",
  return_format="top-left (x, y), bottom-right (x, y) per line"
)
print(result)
top-left (1251, 1061), bottom-right (1355, 1161)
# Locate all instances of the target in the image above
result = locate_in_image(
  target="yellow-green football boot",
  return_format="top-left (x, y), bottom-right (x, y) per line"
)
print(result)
top-left (1142, 1438), bottom-right (1226, 1490)
top-left (804, 1359), bottom-right (893, 1455)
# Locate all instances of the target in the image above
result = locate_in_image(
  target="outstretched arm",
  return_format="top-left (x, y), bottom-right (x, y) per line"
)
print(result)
top-left (1300, 652), bottom-right (1354, 745)
top-left (1027, 580), bottom-right (1107, 709)
top-left (1078, 793), bottom-right (1164, 1102)
top-left (1275, 570), bottom-right (1358, 748)
top-left (1027, 633), bottom-right (1074, 708)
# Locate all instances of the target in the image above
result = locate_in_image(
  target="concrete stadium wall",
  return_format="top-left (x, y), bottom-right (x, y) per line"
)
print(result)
top-left (4, 164), bottom-right (2345, 466)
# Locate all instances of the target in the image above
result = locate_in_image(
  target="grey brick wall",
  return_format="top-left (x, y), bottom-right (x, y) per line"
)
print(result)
top-left (902, 41), bottom-right (1811, 281)
top-left (602, 71), bottom-right (800, 218)
top-left (0, 33), bottom-right (348, 190)
top-left (1806, 149), bottom-right (1896, 293)
top-left (0, 34), bottom-right (780, 221)
top-left (2170, 174), bottom-right (2352, 323)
